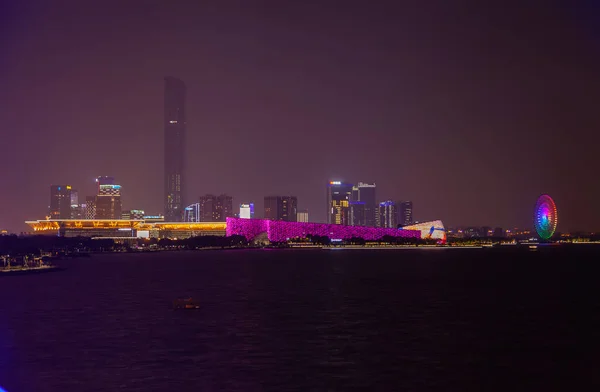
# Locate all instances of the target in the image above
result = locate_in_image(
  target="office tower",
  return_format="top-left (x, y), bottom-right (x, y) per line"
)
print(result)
top-left (379, 201), bottom-right (397, 228)
top-left (95, 176), bottom-right (122, 219)
top-left (69, 189), bottom-right (82, 219)
top-left (198, 194), bottom-right (233, 222)
top-left (84, 196), bottom-right (97, 219)
top-left (49, 185), bottom-right (72, 219)
top-left (297, 210), bottom-right (309, 223)
top-left (184, 203), bottom-right (200, 222)
top-left (215, 194), bottom-right (233, 221)
top-left (327, 181), bottom-right (353, 225)
top-left (349, 201), bottom-right (366, 226)
top-left (198, 195), bottom-right (215, 222)
top-left (164, 76), bottom-right (186, 222)
top-left (239, 203), bottom-right (255, 219)
top-left (352, 182), bottom-right (376, 227)
top-left (398, 201), bottom-right (413, 226)
top-left (264, 196), bottom-right (297, 221)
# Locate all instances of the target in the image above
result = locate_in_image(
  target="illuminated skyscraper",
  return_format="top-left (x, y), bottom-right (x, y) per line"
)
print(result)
top-left (350, 182), bottom-right (376, 226)
top-left (164, 77), bottom-right (186, 222)
top-left (95, 177), bottom-right (122, 220)
top-left (264, 196), bottom-right (297, 222)
top-left (398, 201), bottom-right (413, 226)
top-left (327, 181), bottom-right (352, 225)
top-left (378, 200), bottom-right (397, 228)
top-left (49, 185), bottom-right (72, 219)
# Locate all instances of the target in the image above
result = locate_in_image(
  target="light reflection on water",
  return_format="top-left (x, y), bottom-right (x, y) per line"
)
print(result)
top-left (0, 247), bottom-right (599, 391)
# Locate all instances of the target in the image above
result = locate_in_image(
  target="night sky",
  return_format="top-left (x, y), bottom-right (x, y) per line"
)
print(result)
top-left (1, 0), bottom-right (599, 233)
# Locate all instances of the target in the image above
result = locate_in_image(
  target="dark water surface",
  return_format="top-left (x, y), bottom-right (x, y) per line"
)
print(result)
top-left (1, 247), bottom-right (600, 391)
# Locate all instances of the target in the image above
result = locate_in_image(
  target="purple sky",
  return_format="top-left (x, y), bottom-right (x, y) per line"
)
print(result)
top-left (1, 0), bottom-right (599, 233)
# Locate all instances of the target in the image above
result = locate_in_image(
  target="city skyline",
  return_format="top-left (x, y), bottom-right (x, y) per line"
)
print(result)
top-left (2, 1), bottom-right (600, 233)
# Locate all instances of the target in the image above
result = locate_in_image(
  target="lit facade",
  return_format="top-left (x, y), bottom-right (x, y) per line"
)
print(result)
top-left (398, 201), bottom-right (413, 226)
top-left (402, 220), bottom-right (446, 244)
top-left (164, 76), bottom-right (186, 222)
top-left (25, 219), bottom-right (226, 239)
top-left (264, 196), bottom-right (297, 222)
top-left (184, 203), bottom-right (200, 222)
top-left (49, 185), bottom-right (72, 219)
top-left (121, 209), bottom-right (145, 220)
top-left (84, 196), bottom-right (96, 219)
top-left (327, 181), bottom-right (352, 225)
top-left (226, 217), bottom-right (421, 242)
top-left (95, 178), bottom-right (122, 220)
top-left (239, 203), bottom-right (254, 219)
top-left (378, 201), bottom-right (397, 228)
top-left (297, 210), bottom-right (309, 223)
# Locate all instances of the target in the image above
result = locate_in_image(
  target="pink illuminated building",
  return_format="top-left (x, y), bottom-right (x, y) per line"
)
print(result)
top-left (226, 217), bottom-right (420, 242)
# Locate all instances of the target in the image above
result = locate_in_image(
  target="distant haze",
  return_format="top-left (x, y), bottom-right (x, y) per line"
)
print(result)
top-left (1, 0), bottom-right (599, 232)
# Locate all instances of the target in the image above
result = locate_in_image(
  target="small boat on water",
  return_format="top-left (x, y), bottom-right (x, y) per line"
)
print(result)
top-left (173, 297), bottom-right (200, 309)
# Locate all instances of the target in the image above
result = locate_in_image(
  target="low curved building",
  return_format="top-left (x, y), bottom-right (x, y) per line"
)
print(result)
top-left (402, 220), bottom-right (446, 244)
top-left (226, 217), bottom-right (421, 242)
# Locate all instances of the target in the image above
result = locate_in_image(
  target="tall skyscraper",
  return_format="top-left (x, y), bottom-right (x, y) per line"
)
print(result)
top-left (327, 181), bottom-right (352, 225)
top-left (49, 185), bottom-right (72, 219)
top-left (95, 176), bottom-right (122, 219)
top-left (264, 196), bottom-right (297, 221)
top-left (351, 182), bottom-right (377, 227)
top-left (164, 77), bottom-right (186, 222)
top-left (398, 201), bottom-right (413, 226)
top-left (379, 200), bottom-right (397, 228)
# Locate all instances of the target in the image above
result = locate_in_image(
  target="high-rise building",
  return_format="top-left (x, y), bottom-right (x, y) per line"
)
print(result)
top-left (379, 201), bottom-right (397, 228)
top-left (198, 194), bottom-right (233, 222)
top-left (164, 76), bottom-right (186, 222)
top-left (239, 203), bottom-right (255, 219)
top-left (349, 201), bottom-right (366, 226)
top-left (352, 182), bottom-right (377, 227)
top-left (49, 185), bottom-right (72, 219)
top-left (398, 201), bottom-right (413, 226)
top-left (297, 210), bottom-right (309, 223)
top-left (84, 196), bottom-right (96, 219)
top-left (198, 195), bottom-right (215, 222)
top-left (327, 181), bottom-right (352, 225)
top-left (184, 203), bottom-right (200, 222)
top-left (69, 189), bottom-right (82, 219)
top-left (95, 176), bottom-right (122, 219)
top-left (264, 196), bottom-right (297, 221)
top-left (215, 194), bottom-right (233, 221)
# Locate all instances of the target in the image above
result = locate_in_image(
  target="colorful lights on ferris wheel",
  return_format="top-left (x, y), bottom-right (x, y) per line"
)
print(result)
top-left (534, 194), bottom-right (558, 240)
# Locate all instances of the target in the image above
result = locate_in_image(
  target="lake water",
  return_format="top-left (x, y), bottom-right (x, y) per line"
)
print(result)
top-left (1, 246), bottom-right (600, 391)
